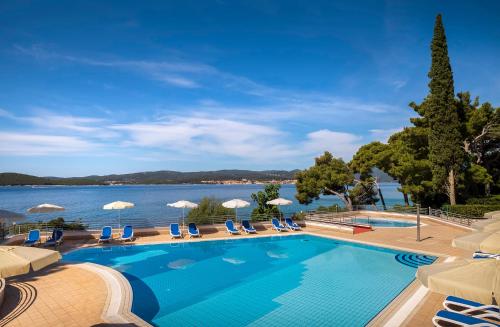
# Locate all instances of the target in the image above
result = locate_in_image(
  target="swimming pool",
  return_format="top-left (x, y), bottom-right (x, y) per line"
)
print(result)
top-left (64, 235), bottom-right (434, 326)
top-left (347, 217), bottom-right (417, 227)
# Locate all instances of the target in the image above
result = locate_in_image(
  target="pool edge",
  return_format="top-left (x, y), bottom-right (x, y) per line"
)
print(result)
top-left (74, 262), bottom-right (152, 326)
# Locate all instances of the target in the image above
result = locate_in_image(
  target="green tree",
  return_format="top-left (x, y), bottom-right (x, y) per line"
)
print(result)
top-left (187, 197), bottom-right (235, 224)
top-left (295, 152), bottom-right (355, 210)
top-left (250, 184), bottom-right (281, 219)
top-left (456, 92), bottom-right (500, 194)
top-left (349, 177), bottom-right (379, 206)
top-left (426, 14), bottom-right (464, 205)
top-left (349, 141), bottom-right (391, 208)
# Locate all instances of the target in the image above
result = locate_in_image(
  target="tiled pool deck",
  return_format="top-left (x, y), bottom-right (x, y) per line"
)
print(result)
top-left (0, 214), bottom-right (473, 327)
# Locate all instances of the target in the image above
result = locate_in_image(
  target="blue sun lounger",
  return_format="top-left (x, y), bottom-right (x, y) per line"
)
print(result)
top-left (98, 226), bottom-right (113, 243)
top-left (432, 310), bottom-right (499, 327)
top-left (24, 229), bottom-right (41, 246)
top-left (225, 220), bottom-right (240, 235)
top-left (473, 251), bottom-right (500, 259)
top-left (170, 223), bottom-right (182, 238)
top-left (118, 225), bottom-right (134, 242)
top-left (241, 220), bottom-right (256, 234)
top-left (443, 296), bottom-right (500, 321)
top-left (285, 218), bottom-right (301, 231)
top-left (188, 223), bottom-right (201, 238)
top-left (271, 218), bottom-right (286, 232)
top-left (44, 229), bottom-right (63, 247)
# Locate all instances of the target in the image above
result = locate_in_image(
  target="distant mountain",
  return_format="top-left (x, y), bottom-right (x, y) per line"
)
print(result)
top-left (0, 168), bottom-right (394, 186)
top-left (0, 170), bottom-right (300, 186)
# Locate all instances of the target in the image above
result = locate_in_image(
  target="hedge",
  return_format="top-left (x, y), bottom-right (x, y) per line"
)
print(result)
top-left (466, 195), bottom-right (500, 205)
top-left (441, 204), bottom-right (500, 218)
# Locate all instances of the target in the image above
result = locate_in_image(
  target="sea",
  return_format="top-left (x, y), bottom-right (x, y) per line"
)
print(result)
top-left (0, 183), bottom-right (404, 228)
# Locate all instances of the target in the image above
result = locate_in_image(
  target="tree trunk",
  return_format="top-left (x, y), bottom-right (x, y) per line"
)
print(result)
top-left (378, 186), bottom-right (387, 210)
top-left (448, 169), bottom-right (457, 205)
top-left (403, 192), bottom-right (410, 206)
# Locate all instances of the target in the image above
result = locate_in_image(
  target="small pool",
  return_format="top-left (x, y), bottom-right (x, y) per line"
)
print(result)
top-left (64, 235), bottom-right (434, 326)
top-left (347, 217), bottom-right (417, 228)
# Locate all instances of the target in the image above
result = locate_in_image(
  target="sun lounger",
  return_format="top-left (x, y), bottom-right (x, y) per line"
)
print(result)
top-left (170, 223), bottom-right (182, 238)
top-left (432, 310), bottom-right (499, 326)
top-left (241, 220), bottom-right (256, 234)
top-left (473, 251), bottom-right (500, 259)
top-left (271, 218), bottom-right (286, 232)
top-left (225, 220), bottom-right (240, 235)
top-left (443, 296), bottom-right (499, 321)
top-left (44, 229), bottom-right (63, 247)
top-left (98, 226), bottom-right (113, 243)
top-left (118, 225), bottom-right (134, 242)
top-left (24, 229), bottom-right (41, 246)
top-left (285, 218), bottom-right (301, 231)
top-left (188, 223), bottom-right (200, 238)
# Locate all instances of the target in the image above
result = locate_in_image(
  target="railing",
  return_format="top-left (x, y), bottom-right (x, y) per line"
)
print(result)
top-left (1, 212), bottom-right (284, 238)
top-left (352, 204), bottom-right (483, 226)
top-left (1, 205), bottom-right (486, 239)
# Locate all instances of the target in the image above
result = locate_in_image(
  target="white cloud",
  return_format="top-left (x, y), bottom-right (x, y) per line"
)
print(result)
top-left (111, 117), bottom-right (290, 160)
top-left (0, 109), bottom-right (118, 139)
top-left (0, 132), bottom-right (96, 156)
top-left (369, 127), bottom-right (403, 142)
top-left (302, 129), bottom-right (362, 160)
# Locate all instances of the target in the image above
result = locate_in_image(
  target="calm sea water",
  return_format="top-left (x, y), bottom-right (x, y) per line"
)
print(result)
top-left (0, 183), bottom-right (404, 228)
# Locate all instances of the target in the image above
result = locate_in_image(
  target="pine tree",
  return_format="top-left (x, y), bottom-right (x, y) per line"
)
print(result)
top-left (427, 14), bottom-right (464, 205)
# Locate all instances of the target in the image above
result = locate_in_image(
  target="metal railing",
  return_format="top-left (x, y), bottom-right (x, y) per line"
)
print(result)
top-left (352, 204), bottom-right (484, 226)
top-left (1, 204), bottom-right (487, 240)
top-left (1, 212), bottom-right (288, 238)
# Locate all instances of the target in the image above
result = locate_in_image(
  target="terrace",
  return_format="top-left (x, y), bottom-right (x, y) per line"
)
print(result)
top-left (0, 209), bottom-right (480, 326)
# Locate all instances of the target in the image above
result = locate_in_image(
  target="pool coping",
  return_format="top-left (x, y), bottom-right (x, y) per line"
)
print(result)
top-left (74, 262), bottom-right (151, 326)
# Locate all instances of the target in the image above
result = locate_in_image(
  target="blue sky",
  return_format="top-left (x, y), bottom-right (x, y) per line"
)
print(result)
top-left (0, 0), bottom-right (499, 177)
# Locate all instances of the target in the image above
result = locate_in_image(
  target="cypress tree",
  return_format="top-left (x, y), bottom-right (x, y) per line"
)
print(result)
top-left (427, 14), bottom-right (464, 205)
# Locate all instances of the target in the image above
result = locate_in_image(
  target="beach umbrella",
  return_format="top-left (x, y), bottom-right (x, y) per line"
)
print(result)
top-left (452, 230), bottom-right (500, 254)
top-left (0, 209), bottom-right (25, 223)
top-left (222, 199), bottom-right (250, 221)
top-left (103, 201), bottom-right (134, 230)
top-left (167, 201), bottom-right (198, 228)
top-left (27, 203), bottom-right (65, 214)
top-left (0, 246), bottom-right (61, 278)
top-left (266, 198), bottom-right (293, 223)
top-left (27, 204), bottom-right (65, 238)
top-left (416, 258), bottom-right (500, 305)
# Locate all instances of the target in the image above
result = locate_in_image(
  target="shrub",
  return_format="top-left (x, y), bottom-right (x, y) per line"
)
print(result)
top-left (250, 184), bottom-right (281, 220)
top-left (465, 195), bottom-right (500, 205)
top-left (291, 211), bottom-right (306, 220)
top-left (316, 204), bottom-right (345, 213)
top-left (441, 204), bottom-right (500, 217)
top-left (187, 197), bottom-right (235, 225)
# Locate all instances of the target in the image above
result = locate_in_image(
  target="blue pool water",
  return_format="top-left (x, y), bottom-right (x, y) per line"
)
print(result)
top-left (348, 217), bottom-right (417, 228)
top-left (64, 235), bottom-right (434, 326)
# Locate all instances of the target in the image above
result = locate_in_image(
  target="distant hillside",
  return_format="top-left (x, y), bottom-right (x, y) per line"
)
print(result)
top-left (84, 169), bottom-right (300, 184)
top-left (0, 168), bottom-right (394, 186)
top-left (0, 173), bottom-right (105, 186)
top-left (0, 170), bottom-right (300, 186)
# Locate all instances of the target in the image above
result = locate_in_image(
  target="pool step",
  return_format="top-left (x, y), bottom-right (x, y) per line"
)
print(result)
top-left (395, 254), bottom-right (435, 268)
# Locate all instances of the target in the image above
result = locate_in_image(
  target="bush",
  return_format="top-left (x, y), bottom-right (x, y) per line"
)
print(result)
top-left (187, 197), bottom-right (235, 225)
top-left (291, 211), bottom-right (306, 220)
top-left (315, 204), bottom-right (345, 213)
top-left (250, 184), bottom-right (281, 220)
top-left (441, 204), bottom-right (500, 217)
top-left (466, 195), bottom-right (500, 205)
